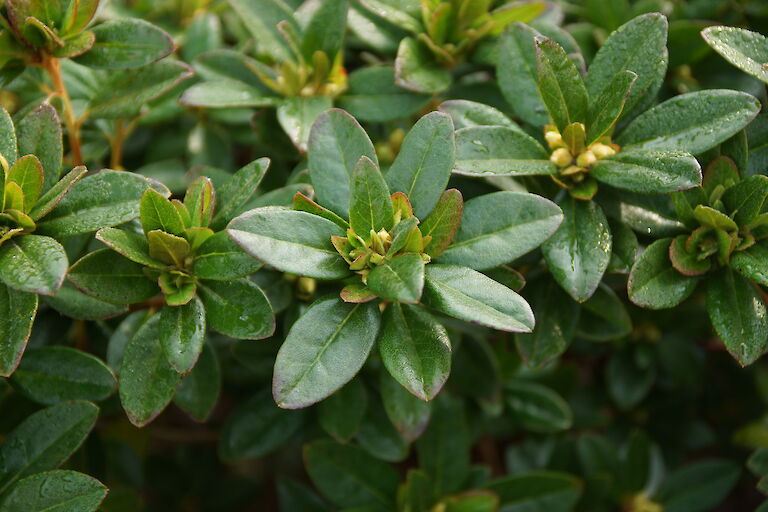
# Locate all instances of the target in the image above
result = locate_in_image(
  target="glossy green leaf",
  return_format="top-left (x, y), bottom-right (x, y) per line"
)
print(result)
top-left (732, 244), bottom-right (768, 286)
top-left (277, 96), bottom-right (334, 153)
top-left (592, 150), bottom-right (702, 193)
top-left (535, 36), bottom-right (589, 132)
top-left (140, 188), bottom-right (185, 235)
top-left (147, 230), bottom-right (190, 267)
top-left (657, 459), bottom-right (740, 512)
top-left (506, 380), bottom-right (573, 433)
top-left (541, 198), bottom-right (611, 302)
top-left (337, 66), bottom-right (430, 123)
top-left (43, 281), bottom-right (126, 320)
top-left (355, 393), bottom-right (409, 463)
top-left (0, 107), bottom-right (18, 164)
top-left (273, 296), bottom-right (380, 409)
top-left (15, 104), bottom-right (62, 193)
top-left (367, 253), bottom-right (424, 304)
top-left (379, 303), bottom-right (451, 401)
top-left (305, 440), bottom-right (400, 509)
top-left (11, 346), bottom-right (115, 405)
top-left (498, 23), bottom-right (548, 126)
top-left (0, 470), bottom-right (107, 512)
top-left (308, 109), bottom-right (377, 218)
top-left (438, 191), bottom-right (563, 270)
top-left (394, 37), bottom-right (451, 94)
top-left (702, 26), bottom-right (768, 84)
top-left (159, 297), bottom-right (206, 374)
top-left (0, 235), bottom-right (68, 295)
top-left (722, 174), bottom-right (768, 227)
top-left (349, 156), bottom-right (394, 235)
top-left (300, 0), bottom-right (348, 61)
top-left (453, 126), bottom-right (554, 177)
top-left (379, 370), bottom-right (431, 443)
top-left (74, 18), bottom-right (174, 69)
top-left (197, 278), bottom-right (273, 340)
top-left (707, 268), bottom-right (768, 366)
top-left (423, 264), bottom-right (534, 332)
top-left (576, 283), bottom-right (633, 341)
top-left (227, 207), bottom-right (349, 279)
top-left (485, 471), bottom-right (581, 512)
top-left (28, 166), bottom-right (88, 222)
top-left (192, 231), bottom-right (262, 280)
top-left (68, 249), bottom-right (157, 304)
top-left (119, 314), bottom-right (181, 427)
top-left (0, 401), bottom-right (98, 493)
top-left (586, 70), bottom-right (637, 144)
top-left (96, 227), bottom-right (166, 268)
top-left (220, 390), bottom-right (305, 460)
top-left (211, 157), bottom-right (270, 230)
top-left (617, 89), bottom-right (760, 154)
top-left (38, 170), bottom-right (170, 238)
top-left (0, 283), bottom-right (37, 377)
top-left (174, 341), bottom-right (220, 421)
top-left (228, 0), bottom-right (298, 62)
top-left (87, 60), bottom-right (193, 119)
top-left (180, 80), bottom-right (277, 108)
top-left (385, 111), bottom-right (455, 219)
top-left (421, 189), bottom-right (463, 258)
top-left (628, 238), bottom-right (699, 309)
top-left (439, 99), bottom-right (522, 131)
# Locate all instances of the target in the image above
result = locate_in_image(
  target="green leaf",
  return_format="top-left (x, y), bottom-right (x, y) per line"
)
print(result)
top-left (657, 459), bottom-right (740, 512)
top-left (0, 235), bottom-right (67, 295)
top-left (211, 157), bottom-right (270, 230)
top-left (732, 244), bottom-right (768, 286)
top-left (53, 30), bottom-right (96, 58)
top-left (184, 176), bottom-right (215, 228)
top-left (159, 297), bottom-right (206, 374)
top-left (498, 23), bottom-right (548, 126)
top-left (87, 60), bottom-right (193, 119)
top-left (379, 370), bottom-right (431, 443)
top-left (0, 284), bottom-right (37, 377)
top-left (219, 390), bottom-right (305, 460)
top-left (0, 107), bottom-right (17, 164)
top-left (337, 66), bottom-right (431, 123)
top-left (349, 156), bottom-right (394, 235)
top-left (506, 380), bottom-right (573, 433)
top-left (192, 231), bottom-right (262, 280)
top-left (38, 170), bottom-right (170, 238)
top-left (119, 314), bottom-right (181, 427)
top-left (294, 192), bottom-right (349, 229)
top-left (617, 89), bottom-right (761, 154)
top-left (592, 150), bottom-right (702, 193)
top-left (693, 205), bottom-right (738, 231)
top-left (439, 99), bottom-right (522, 131)
top-left (421, 189), bottom-right (463, 258)
top-left (423, 264), bottom-right (534, 332)
top-left (586, 13), bottom-right (668, 120)
top-left (227, 207), bottom-right (350, 280)
top-left (385, 111), bottom-right (455, 219)
top-left (355, 393), bottom-right (409, 463)
top-left (198, 278), bottom-right (274, 340)
top-left (62, 0), bottom-right (99, 35)
top-left (180, 80), bottom-right (277, 108)
top-left (586, 70), bottom-right (637, 144)
top-left (628, 238), bottom-right (699, 309)
top-left (707, 268), bottom-right (768, 366)
top-left (28, 166), bottom-right (88, 222)
top-left (318, 378), bottom-right (368, 443)
top-left (96, 227), bottom-right (167, 268)
top-left (228, 0), bottom-right (299, 62)
top-left (453, 126), bottom-right (555, 177)
top-left (68, 249), bottom-right (157, 304)
top-left (273, 296), bottom-right (380, 409)
top-left (304, 440), bottom-right (400, 509)
top-left (277, 95), bottom-right (334, 153)
top-left (515, 278), bottom-right (579, 367)
top-left (702, 26), bottom-right (768, 84)
top-left (722, 174), bottom-right (768, 227)
top-left (0, 470), bottom-right (107, 512)
top-left (147, 230), bottom-right (190, 267)
top-left (541, 197), bottom-right (611, 302)
top-left (379, 303), bottom-right (451, 401)
top-left (173, 341), bottom-right (220, 421)
top-left (485, 472), bottom-right (581, 512)
top-left (442, 491), bottom-right (499, 512)
top-left (43, 281), bottom-right (127, 321)
top-left (607, 348), bottom-right (655, 410)
top-left (74, 18), bottom-right (174, 69)
top-left (576, 283), bottom-right (633, 341)
top-left (308, 108), bottom-right (377, 218)
top-left (300, 0), bottom-right (348, 61)
top-left (0, 401), bottom-right (98, 493)
top-left (535, 36), bottom-right (589, 132)
top-left (438, 191), bottom-right (563, 270)
top-left (16, 104), bottom-right (62, 193)
top-left (11, 346), bottom-right (116, 405)
top-left (394, 37), bottom-right (452, 94)
top-left (140, 188), bottom-right (185, 235)
top-left (367, 253), bottom-right (424, 303)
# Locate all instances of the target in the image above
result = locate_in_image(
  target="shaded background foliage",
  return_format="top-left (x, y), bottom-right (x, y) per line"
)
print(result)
top-left (2, 0), bottom-right (768, 511)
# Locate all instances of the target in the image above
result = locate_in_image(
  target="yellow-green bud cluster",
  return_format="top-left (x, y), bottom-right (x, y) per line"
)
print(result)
top-left (545, 123), bottom-right (618, 185)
